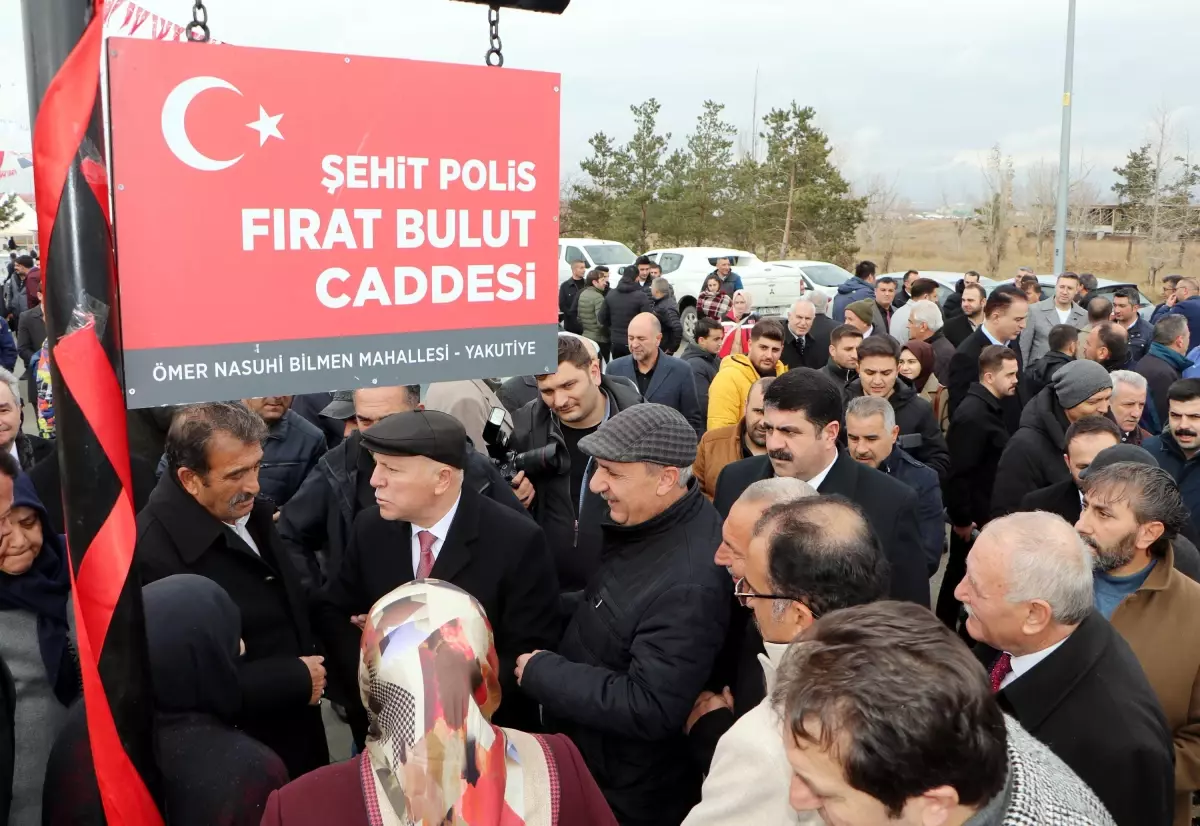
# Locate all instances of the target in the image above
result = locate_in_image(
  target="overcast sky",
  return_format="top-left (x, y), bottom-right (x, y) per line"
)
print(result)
top-left (2, 0), bottom-right (1198, 206)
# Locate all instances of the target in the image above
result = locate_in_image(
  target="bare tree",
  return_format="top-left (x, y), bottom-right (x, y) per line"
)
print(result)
top-left (973, 146), bottom-right (1016, 278)
top-left (1142, 109), bottom-right (1186, 285)
top-left (940, 188), bottom-right (971, 252)
top-left (1066, 157), bottom-right (1100, 262)
top-left (1021, 161), bottom-right (1058, 265)
top-left (860, 174), bottom-right (906, 271)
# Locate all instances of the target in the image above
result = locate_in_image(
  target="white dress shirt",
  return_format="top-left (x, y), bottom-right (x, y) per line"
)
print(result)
top-left (1000, 637), bottom-right (1068, 690)
top-left (806, 453), bottom-right (839, 491)
top-left (411, 493), bottom-right (462, 576)
top-left (225, 513), bottom-right (260, 556)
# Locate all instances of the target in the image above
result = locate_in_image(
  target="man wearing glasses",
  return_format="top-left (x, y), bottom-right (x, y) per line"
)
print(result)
top-left (683, 495), bottom-right (890, 826)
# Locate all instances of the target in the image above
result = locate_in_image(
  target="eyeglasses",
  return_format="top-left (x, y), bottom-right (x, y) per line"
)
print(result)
top-left (733, 577), bottom-right (819, 617)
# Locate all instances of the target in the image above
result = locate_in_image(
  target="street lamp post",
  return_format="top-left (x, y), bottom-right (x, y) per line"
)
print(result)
top-left (1052, 0), bottom-right (1078, 275)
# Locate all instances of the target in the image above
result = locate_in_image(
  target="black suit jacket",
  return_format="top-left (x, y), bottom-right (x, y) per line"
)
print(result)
top-left (712, 451), bottom-right (928, 606)
top-left (1020, 477), bottom-right (1081, 525)
top-left (943, 313), bottom-right (976, 348)
top-left (781, 319), bottom-right (834, 371)
top-left (314, 484), bottom-right (561, 739)
top-left (948, 327), bottom-right (1023, 432)
top-left (136, 474), bottom-right (328, 779)
top-left (985, 612), bottom-right (1174, 826)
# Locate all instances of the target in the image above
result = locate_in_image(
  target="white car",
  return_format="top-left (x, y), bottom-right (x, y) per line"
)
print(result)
top-left (879, 271), bottom-right (1002, 311)
top-left (644, 247), bottom-right (805, 341)
top-left (768, 260), bottom-right (855, 312)
top-left (558, 237), bottom-right (637, 285)
top-left (1034, 275), bottom-right (1155, 322)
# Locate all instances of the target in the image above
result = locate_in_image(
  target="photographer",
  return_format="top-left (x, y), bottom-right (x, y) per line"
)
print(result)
top-left (509, 334), bottom-right (641, 591)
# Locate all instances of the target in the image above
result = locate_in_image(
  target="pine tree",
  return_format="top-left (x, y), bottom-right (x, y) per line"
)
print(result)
top-left (616, 99), bottom-right (670, 251)
top-left (0, 194), bottom-right (24, 233)
top-left (678, 101), bottom-right (736, 246)
top-left (562, 132), bottom-right (631, 242)
top-left (1112, 144), bottom-right (1154, 263)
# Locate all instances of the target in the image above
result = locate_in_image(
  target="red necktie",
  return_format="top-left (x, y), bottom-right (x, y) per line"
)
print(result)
top-left (415, 530), bottom-right (436, 579)
top-left (989, 652), bottom-right (1012, 693)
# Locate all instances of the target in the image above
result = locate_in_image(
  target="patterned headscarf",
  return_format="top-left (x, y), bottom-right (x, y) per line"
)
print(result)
top-left (359, 580), bottom-right (527, 826)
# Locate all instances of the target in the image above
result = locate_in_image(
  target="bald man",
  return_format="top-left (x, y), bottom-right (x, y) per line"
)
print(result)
top-left (781, 298), bottom-right (834, 370)
top-left (607, 312), bottom-right (703, 434)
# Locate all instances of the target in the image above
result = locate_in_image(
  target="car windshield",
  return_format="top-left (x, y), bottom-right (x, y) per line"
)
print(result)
top-left (585, 244), bottom-right (636, 266)
top-left (801, 264), bottom-right (854, 287)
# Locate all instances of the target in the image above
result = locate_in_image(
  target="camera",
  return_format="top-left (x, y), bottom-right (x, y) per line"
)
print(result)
top-left (483, 407), bottom-right (565, 483)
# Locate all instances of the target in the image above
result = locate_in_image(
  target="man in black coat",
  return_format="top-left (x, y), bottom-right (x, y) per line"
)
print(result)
top-left (959, 512), bottom-right (1175, 826)
top-left (135, 402), bottom-right (329, 779)
top-left (712, 368), bottom-right (928, 607)
top-left (991, 360), bottom-right (1114, 518)
top-left (948, 286), bottom-right (1029, 432)
top-left (942, 271), bottom-right (981, 324)
top-left (599, 267), bottom-right (653, 360)
top-left (606, 313), bottom-right (702, 434)
top-left (278, 384), bottom-right (524, 588)
top-left (559, 258), bottom-right (587, 333)
top-left (651, 278), bottom-right (684, 354)
top-left (1135, 314), bottom-right (1191, 434)
top-left (1021, 323), bottom-right (1078, 405)
top-left (314, 410), bottom-right (561, 741)
top-left (15, 284), bottom-right (44, 406)
top-left (939, 345), bottom-right (1020, 627)
top-left (517, 404), bottom-right (730, 826)
top-left (680, 318), bottom-right (723, 421)
top-left (781, 297), bottom-right (835, 370)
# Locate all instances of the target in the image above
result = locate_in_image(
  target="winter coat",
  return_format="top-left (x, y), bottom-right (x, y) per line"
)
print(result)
top-left (1021, 350), bottom-right (1075, 407)
top-left (946, 383), bottom-right (1011, 529)
top-left (1169, 295), bottom-right (1200, 347)
top-left (653, 295), bottom-right (684, 354)
top-left (599, 278), bottom-right (653, 349)
top-left (0, 319), bottom-right (15, 374)
top-left (520, 482), bottom-right (731, 826)
top-left (943, 313), bottom-right (977, 348)
top-left (424, 379), bottom-right (512, 457)
top-left (831, 276), bottom-right (875, 323)
top-left (1144, 431), bottom-right (1200, 539)
top-left (679, 343), bottom-right (719, 423)
top-left (692, 423), bottom-right (747, 500)
top-left (509, 375), bottom-right (642, 591)
top-left (711, 270), bottom-right (744, 297)
top-left (2, 273), bottom-right (27, 320)
top-left (559, 276), bottom-right (586, 334)
top-left (1137, 345), bottom-right (1190, 434)
top-left (845, 379), bottom-right (951, 481)
top-left (607, 354), bottom-right (702, 435)
top-left (820, 359), bottom-right (856, 390)
top-left (707, 354), bottom-right (788, 432)
top-left (915, 373), bottom-right (949, 436)
top-left (990, 385), bottom-right (1072, 518)
top-left (1126, 315), bottom-right (1153, 365)
top-left (879, 446), bottom-right (944, 574)
top-left (696, 291), bottom-right (731, 322)
top-left (926, 330), bottom-right (955, 387)
top-left (942, 279), bottom-right (966, 320)
top-left (577, 285), bottom-right (609, 344)
top-left (781, 316), bottom-right (836, 371)
top-left (949, 327), bottom-right (1023, 433)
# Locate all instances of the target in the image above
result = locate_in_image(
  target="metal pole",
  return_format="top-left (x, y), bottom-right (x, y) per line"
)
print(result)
top-left (1052, 0), bottom-right (1077, 275)
top-left (21, 0), bottom-right (163, 821)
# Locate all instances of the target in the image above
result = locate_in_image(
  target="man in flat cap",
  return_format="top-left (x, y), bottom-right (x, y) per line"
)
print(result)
top-left (314, 409), bottom-right (560, 741)
top-left (516, 403), bottom-right (730, 826)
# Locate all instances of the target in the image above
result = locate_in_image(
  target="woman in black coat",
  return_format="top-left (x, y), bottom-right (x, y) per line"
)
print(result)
top-left (599, 266), bottom-right (652, 360)
top-left (43, 574), bottom-right (290, 825)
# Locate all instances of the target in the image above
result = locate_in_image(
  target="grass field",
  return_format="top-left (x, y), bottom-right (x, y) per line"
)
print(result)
top-left (859, 219), bottom-right (1200, 294)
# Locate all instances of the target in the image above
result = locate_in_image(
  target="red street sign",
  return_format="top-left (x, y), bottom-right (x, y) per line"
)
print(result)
top-left (107, 38), bottom-right (560, 408)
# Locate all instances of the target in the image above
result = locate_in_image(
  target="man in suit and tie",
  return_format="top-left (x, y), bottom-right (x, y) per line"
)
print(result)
top-left (314, 410), bottom-right (561, 740)
top-left (957, 511), bottom-right (1174, 826)
top-left (712, 368), bottom-right (929, 607)
top-left (780, 297), bottom-right (835, 370)
top-left (948, 285), bottom-right (1029, 432)
top-left (607, 312), bottom-right (703, 435)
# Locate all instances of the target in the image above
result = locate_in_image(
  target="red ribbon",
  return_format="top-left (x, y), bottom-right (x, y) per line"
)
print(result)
top-left (32, 1), bottom-right (163, 823)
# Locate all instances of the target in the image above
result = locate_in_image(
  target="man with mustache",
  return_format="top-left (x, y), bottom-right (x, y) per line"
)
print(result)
top-left (136, 402), bottom-right (329, 779)
top-left (1076, 461), bottom-right (1200, 826)
top-left (693, 377), bottom-right (774, 500)
top-left (1145, 378), bottom-right (1200, 536)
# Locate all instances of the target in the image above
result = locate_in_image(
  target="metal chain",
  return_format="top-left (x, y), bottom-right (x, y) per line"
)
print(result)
top-left (485, 5), bottom-right (504, 68)
top-left (185, 0), bottom-right (211, 43)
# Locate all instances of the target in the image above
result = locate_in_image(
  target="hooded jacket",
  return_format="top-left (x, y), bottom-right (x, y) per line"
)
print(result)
top-left (680, 342), bottom-right (720, 421)
top-left (508, 375), bottom-right (642, 591)
top-left (991, 386), bottom-right (1073, 518)
top-left (599, 276), bottom-right (653, 349)
top-left (831, 276), bottom-right (876, 323)
top-left (1021, 350), bottom-right (1075, 406)
top-left (844, 379), bottom-right (951, 481)
top-left (706, 354), bottom-right (788, 432)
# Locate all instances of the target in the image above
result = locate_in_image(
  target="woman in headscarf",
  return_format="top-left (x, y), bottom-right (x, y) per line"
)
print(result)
top-left (43, 574), bottom-right (289, 825)
top-left (0, 474), bottom-right (77, 826)
top-left (900, 339), bottom-right (949, 435)
top-left (262, 580), bottom-right (617, 826)
top-left (718, 289), bottom-right (759, 358)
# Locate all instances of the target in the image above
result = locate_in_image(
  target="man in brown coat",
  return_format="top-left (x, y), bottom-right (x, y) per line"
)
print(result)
top-left (693, 377), bottom-right (774, 500)
top-left (1077, 460), bottom-right (1200, 826)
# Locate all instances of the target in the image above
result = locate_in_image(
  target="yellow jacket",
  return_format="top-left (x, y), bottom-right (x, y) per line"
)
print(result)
top-left (706, 354), bottom-right (788, 431)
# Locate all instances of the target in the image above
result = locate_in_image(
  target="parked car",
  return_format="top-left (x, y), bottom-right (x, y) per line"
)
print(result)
top-left (644, 247), bottom-right (802, 341)
top-left (879, 271), bottom-right (1001, 311)
top-left (557, 237), bottom-right (637, 285)
top-left (768, 260), bottom-right (855, 311)
top-left (1035, 275), bottom-right (1155, 321)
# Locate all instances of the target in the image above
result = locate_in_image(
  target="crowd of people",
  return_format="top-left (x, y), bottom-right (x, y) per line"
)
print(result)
top-left (4, 255), bottom-right (1200, 825)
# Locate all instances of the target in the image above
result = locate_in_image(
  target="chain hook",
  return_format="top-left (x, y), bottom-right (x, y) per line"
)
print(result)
top-left (485, 5), bottom-right (504, 67)
top-left (185, 0), bottom-right (211, 43)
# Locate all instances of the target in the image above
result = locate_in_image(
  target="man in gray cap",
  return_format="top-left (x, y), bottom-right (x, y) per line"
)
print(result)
top-left (313, 409), bottom-right (560, 743)
top-left (516, 403), bottom-right (730, 826)
top-left (991, 358), bottom-right (1113, 517)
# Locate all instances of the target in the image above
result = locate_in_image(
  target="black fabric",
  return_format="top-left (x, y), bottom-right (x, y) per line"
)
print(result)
top-left (948, 327), bottom-right (1023, 433)
top-left (135, 475), bottom-right (329, 779)
top-left (497, 375), bottom-right (539, 418)
top-left (844, 379), bottom-right (950, 480)
top-left (508, 375), bottom-right (642, 591)
top-left (942, 312), bottom-right (977, 347)
top-left (925, 329), bottom-right (955, 387)
top-left (519, 483), bottom-right (730, 826)
top-left (607, 354), bottom-right (703, 436)
top-left (782, 314), bottom-right (836, 372)
top-left (258, 411), bottom-right (327, 508)
top-left (990, 386), bottom-right (1073, 519)
top-left (652, 295), bottom-right (683, 354)
top-left (313, 484), bottom-right (561, 740)
top-left (1021, 350), bottom-right (1075, 406)
top-left (289, 392), bottom-right (344, 450)
top-left (1143, 431), bottom-right (1200, 538)
top-left (13, 432), bottom-right (51, 473)
top-left (880, 447), bottom-right (945, 574)
top-left (1125, 315), bottom-right (1153, 365)
top-left (0, 476), bottom-right (77, 706)
top-left (28, 443), bottom-right (157, 537)
top-left (820, 358), bottom-right (856, 390)
top-left (599, 278), bottom-right (654, 350)
top-left (945, 384), bottom-right (1011, 529)
top-left (0, 655), bottom-right (11, 826)
top-left (692, 613), bottom-right (766, 774)
top-left (713, 451), bottom-right (929, 606)
top-left (277, 432), bottom-right (526, 590)
top-left (1020, 478), bottom-right (1081, 525)
top-left (559, 277), bottom-right (586, 334)
top-left (985, 612), bottom-right (1175, 826)
top-left (633, 359), bottom-right (655, 398)
top-left (679, 343), bottom-right (719, 421)
top-left (562, 421), bottom-right (599, 510)
top-left (943, 281), bottom-right (965, 320)
top-left (1135, 351), bottom-right (1184, 435)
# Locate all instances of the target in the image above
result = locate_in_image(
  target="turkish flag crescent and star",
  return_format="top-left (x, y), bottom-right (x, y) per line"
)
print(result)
top-left (107, 38), bottom-right (561, 408)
